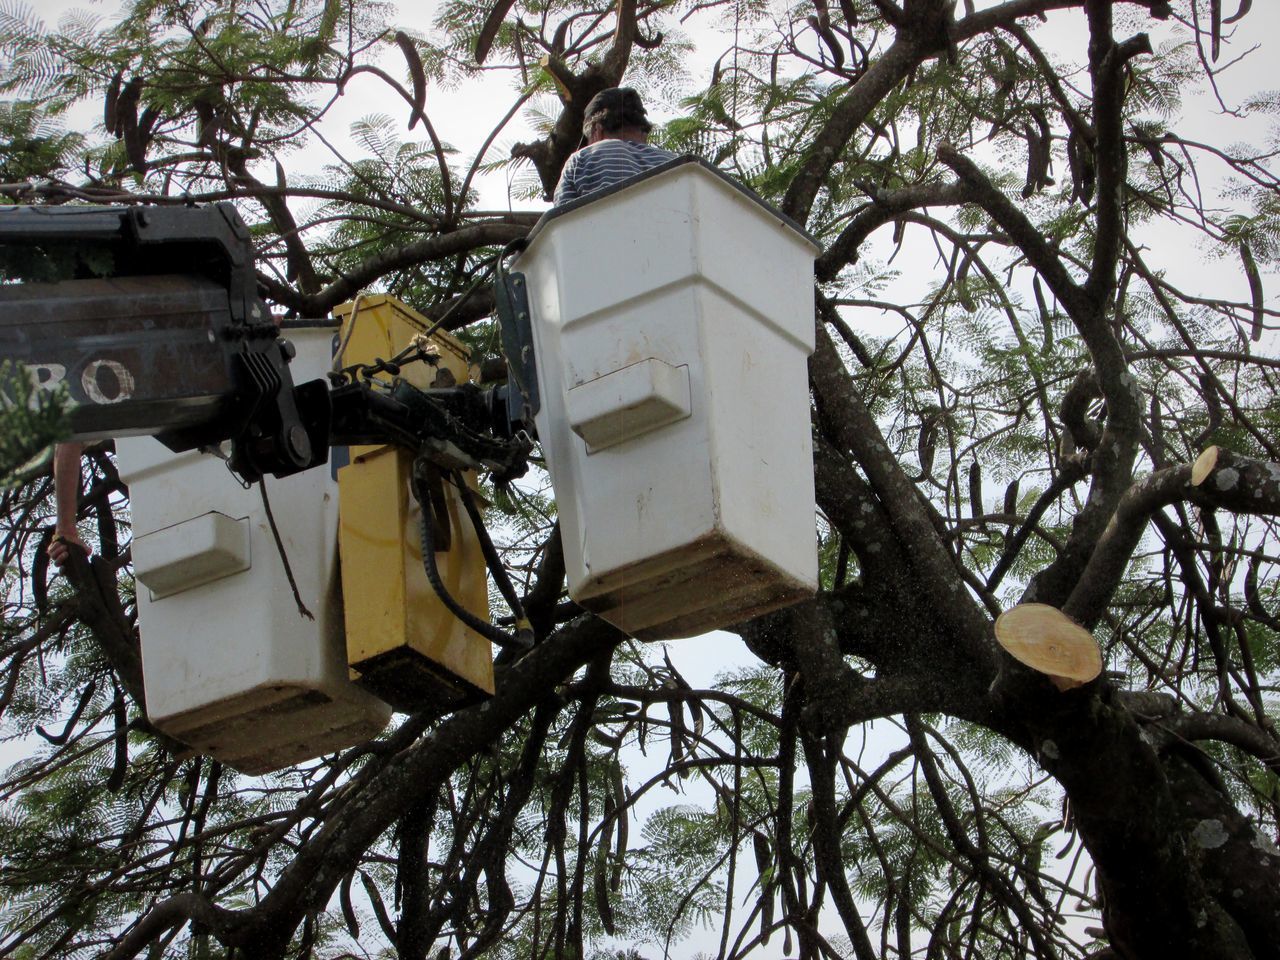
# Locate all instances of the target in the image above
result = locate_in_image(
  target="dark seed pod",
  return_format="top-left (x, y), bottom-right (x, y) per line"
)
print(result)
top-left (1003, 478), bottom-right (1019, 517)
top-left (396, 31), bottom-right (428, 130)
top-left (104, 70), bottom-right (123, 135)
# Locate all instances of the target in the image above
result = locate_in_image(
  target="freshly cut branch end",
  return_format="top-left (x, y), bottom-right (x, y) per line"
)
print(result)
top-left (1190, 445), bottom-right (1220, 487)
top-left (994, 603), bottom-right (1102, 691)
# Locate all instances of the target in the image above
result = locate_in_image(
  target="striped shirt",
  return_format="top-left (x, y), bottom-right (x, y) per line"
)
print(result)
top-left (552, 140), bottom-right (677, 207)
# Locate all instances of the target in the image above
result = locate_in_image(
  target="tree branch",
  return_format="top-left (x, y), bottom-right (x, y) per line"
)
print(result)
top-left (1083, 6), bottom-right (1152, 302)
top-left (1064, 450), bottom-right (1280, 627)
top-left (781, 28), bottom-right (937, 223)
top-left (256, 222), bottom-right (527, 317)
top-left (800, 724), bottom-right (879, 960)
top-left (815, 179), bottom-right (975, 281)
top-left (227, 155), bottom-right (321, 294)
top-left (809, 324), bottom-right (997, 667)
top-left (1159, 711), bottom-right (1280, 775)
top-left (252, 616), bottom-right (625, 947)
top-left (103, 893), bottom-right (239, 960)
top-left (936, 142), bottom-right (1144, 608)
top-left (60, 552), bottom-right (146, 712)
top-left (936, 143), bottom-right (1091, 319)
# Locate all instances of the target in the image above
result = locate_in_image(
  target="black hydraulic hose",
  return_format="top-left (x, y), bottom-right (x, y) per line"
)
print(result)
top-left (450, 469), bottom-right (535, 648)
top-left (411, 463), bottom-right (531, 651)
top-left (494, 237), bottom-right (527, 281)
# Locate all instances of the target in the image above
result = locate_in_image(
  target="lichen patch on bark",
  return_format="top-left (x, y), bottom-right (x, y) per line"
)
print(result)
top-left (1192, 819), bottom-right (1229, 849)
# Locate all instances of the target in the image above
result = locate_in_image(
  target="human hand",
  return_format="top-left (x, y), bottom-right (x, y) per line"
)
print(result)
top-left (48, 528), bottom-right (91, 568)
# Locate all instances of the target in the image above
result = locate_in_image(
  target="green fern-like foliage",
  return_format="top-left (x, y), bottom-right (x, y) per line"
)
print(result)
top-left (0, 361), bottom-right (70, 488)
top-left (0, 101), bottom-right (84, 182)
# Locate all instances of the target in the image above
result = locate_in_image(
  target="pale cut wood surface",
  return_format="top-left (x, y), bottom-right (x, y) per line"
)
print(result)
top-left (994, 603), bottom-right (1103, 691)
top-left (1191, 446), bottom-right (1219, 487)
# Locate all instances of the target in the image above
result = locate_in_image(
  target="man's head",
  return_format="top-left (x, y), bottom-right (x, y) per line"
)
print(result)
top-left (582, 87), bottom-right (653, 145)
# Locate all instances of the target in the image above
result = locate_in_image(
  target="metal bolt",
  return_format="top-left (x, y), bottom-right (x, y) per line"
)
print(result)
top-left (286, 424), bottom-right (312, 462)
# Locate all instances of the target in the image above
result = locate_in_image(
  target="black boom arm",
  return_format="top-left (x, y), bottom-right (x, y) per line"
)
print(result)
top-left (0, 202), bottom-right (327, 481)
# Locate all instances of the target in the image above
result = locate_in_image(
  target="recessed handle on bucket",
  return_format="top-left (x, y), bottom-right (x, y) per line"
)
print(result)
top-left (566, 358), bottom-right (692, 453)
top-left (133, 510), bottom-right (251, 599)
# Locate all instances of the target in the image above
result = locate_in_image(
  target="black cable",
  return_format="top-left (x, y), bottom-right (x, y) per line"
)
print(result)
top-left (450, 469), bottom-right (535, 648)
top-left (259, 478), bottom-right (314, 621)
top-left (411, 462), bottom-right (530, 651)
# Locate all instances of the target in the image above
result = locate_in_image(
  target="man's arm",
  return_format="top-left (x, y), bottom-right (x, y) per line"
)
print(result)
top-left (48, 442), bottom-right (90, 567)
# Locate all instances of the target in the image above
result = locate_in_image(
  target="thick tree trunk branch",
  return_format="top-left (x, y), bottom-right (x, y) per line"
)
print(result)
top-left (809, 324), bottom-right (997, 668)
top-left (256, 221), bottom-right (526, 317)
top-left (511, 0), bottom-right (647, 199)
top-left (259, 617), bottom-right (623, 939)
top-left (936, 143), bottom-right (1092, 319)
top-left (953, 0), bottom-right (1169, 40)
top-left (1159, 711), bottom-right (1280, 774)
top-left (1020, 699), bottom-right (1255, 958)
top-left (952, 0), bottom-right (1079, 39)
top-left (789, 600), bottom-right (964, 731)
top-left (521, 523), bottom-right (569, 642)
top-left (1160, 752), bottom-right (1280, 958)
top-left (1060, 368), bottom-right (1105, 452)
top-left (228, 155), bottom-right (321, 295)
top-left (1062, 462), bottom-right (1196, 627)
top-left (813, 433), bottom-right (906, 572)
top-left (103, 893), bottom-right (240, 960)
top-left (600, 0), bottom-right (638, 80)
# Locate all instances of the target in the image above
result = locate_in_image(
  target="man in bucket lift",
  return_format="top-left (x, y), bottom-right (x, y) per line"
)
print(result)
top-left (553, 87), bottom-right (675, 207)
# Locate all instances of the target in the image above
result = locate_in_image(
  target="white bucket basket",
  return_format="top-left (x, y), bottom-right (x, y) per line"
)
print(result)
top-left (515, 159), bottom-right (820, 639)
top-left (116, 323), bottom-right (391, 774)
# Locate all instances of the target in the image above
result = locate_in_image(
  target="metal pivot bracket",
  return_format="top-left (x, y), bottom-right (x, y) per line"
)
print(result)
top-left (493, 262), bottom-right (540, 431)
